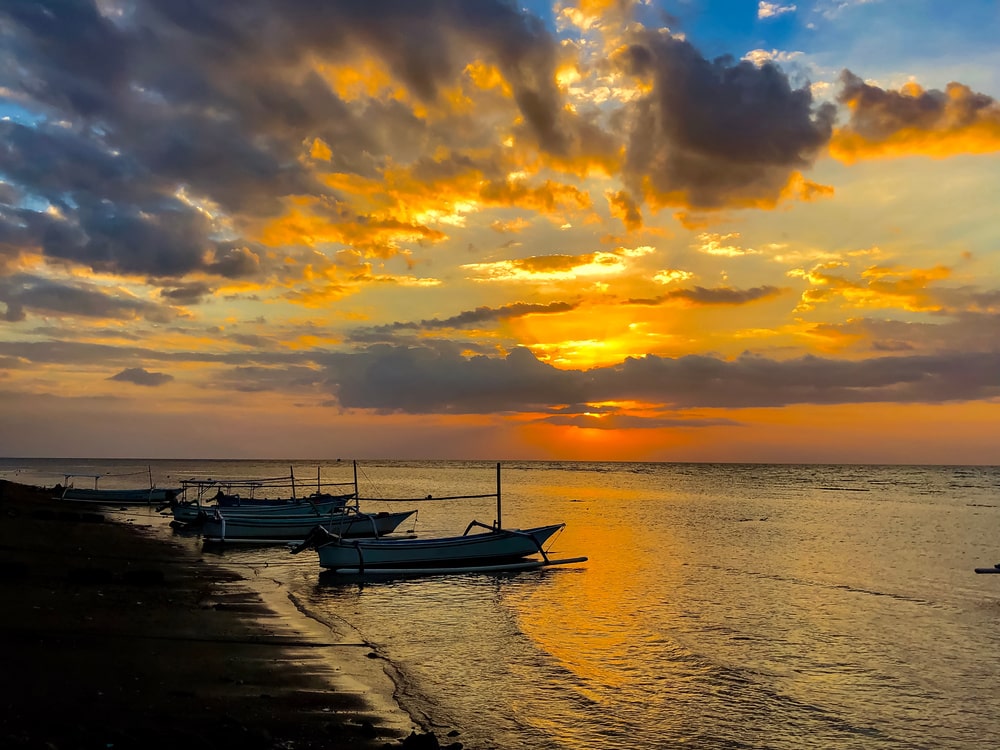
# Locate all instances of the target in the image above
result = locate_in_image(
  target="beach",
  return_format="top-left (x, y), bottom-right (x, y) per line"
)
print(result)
top-left (0, 479), bottom-right (443, 750)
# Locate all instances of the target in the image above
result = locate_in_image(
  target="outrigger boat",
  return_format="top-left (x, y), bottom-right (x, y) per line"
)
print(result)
top-left (164, 466), bottom-right (357, 524)
top-left (199, 506), bottom-right (416, 544)
top-left (291, 464), bottom-right (587, 577)
top-left (56, 467), bottom-right (180, 506)
top-left (170, 463), bottom-right (417, 545)
top-left (167, 492), bottom-right (355, 525)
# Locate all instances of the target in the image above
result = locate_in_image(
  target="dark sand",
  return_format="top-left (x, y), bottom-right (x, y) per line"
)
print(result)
top-left (0, 479), bottom-right (450, 750)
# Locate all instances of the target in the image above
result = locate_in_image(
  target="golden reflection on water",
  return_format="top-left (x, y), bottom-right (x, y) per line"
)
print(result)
top-left (511, 477), bottom-right (693, 699)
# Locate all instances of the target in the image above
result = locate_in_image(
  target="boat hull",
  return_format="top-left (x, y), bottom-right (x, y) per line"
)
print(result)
top-left (315, 523), bottom-right (565, 570)
top-left (60, 487), bottom-right (181, 505)
top-left (199, 509), bottom-right (416, 543)
top-left (169, 494), bottom-right (351, 523)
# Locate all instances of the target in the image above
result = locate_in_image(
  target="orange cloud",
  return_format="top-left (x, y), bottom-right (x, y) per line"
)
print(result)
top-left (792, 262), bottom-right (951, 313)
top-left (462, 245), bottom-right (653, 282)
top-left (257, 198), bottom-right (447, 259)
top-left (832, 72), bottom-right (1000, 162)
top-left (315, 55), bottom-right (409, 103)
top-left (478, 177), bottom-right (592, 216)
top-left (606, 190), bottom-right (643, 231)
top-left (490, 217), bottom-right (532, 233)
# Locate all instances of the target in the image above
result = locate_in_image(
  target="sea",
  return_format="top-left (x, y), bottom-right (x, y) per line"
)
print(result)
top-left (3, 458), bottom-right (1000, 750)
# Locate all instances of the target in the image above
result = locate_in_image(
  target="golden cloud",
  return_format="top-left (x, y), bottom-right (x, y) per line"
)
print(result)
top-left (606, 189), bottom-right (643, 231)
top-left (832, 75), bottom-right (1000, 162)
top-left (462, 245), bottom-right (652, 282)
top-left (793, 262), bottom-right (951, 313)
top-left (478, 177), bottom-right (592, 215)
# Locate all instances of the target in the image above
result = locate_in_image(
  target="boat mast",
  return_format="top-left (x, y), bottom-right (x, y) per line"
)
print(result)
top-left (496, 462), bottom-right (502, 529)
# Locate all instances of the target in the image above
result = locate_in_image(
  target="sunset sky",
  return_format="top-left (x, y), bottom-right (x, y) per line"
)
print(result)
top-left (2, 0), bottom-right (999, 462)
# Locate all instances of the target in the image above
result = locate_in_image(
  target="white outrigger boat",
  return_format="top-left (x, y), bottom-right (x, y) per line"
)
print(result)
top-left (167, 492), bottom-right (354, 525)
top-left (164, 466), bottom-right (357, 524)
top-left (169, 463), bottom-right (418, 545)
top-left (293, 520), bottom-right (583, 575)
top-left (198, 506), bottom-right (417, 544)
top-left (291, 464), bottom-right (587, 576)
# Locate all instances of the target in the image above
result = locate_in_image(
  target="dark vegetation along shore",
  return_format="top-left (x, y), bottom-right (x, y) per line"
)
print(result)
top-left (0, 479), bottom-right (460, 750)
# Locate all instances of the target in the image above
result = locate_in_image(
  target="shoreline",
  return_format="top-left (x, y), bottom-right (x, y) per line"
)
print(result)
top-left (0, 479), bottom-right (455, 749)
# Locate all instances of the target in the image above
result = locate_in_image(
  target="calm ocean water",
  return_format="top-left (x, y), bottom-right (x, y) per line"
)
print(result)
top-left (4, 458), bottom-right (1000, 749)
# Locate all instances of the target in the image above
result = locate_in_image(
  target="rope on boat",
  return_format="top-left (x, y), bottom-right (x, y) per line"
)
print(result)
top-left (354, 492), bottom-right (499, 502)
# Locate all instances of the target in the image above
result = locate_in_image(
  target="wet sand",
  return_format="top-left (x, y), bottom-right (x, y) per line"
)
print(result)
top-left (0, 479), bottom-right (444, 749)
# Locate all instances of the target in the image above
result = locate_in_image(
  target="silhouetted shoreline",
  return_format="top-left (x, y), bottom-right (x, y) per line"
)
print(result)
top-left (0, 479), bottom-right (458, 750)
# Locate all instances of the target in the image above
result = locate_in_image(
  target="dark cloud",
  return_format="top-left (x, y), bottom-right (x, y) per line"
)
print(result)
top-left (228, 333), bottom-right (278, 349)
top-left (320, 345), bottom-right (1000, 413)
top-left (1, 0), bottom-right (130, 119)
top-left (0, 0), bottom-right (845, 281)
top-left (3, 300), bottom-right (25, 322)
top-left (0, 339), bottom-right (302, 369)
top-left (327, 344), bottom-right (583, 413)
top-left (270, 0), bottom-right (568, 152)
top-left (627, 285), bottom-right (784, 306)
top-left (663, 285), bottom-right (784, 305)
top-left (108, 367), bottom-right (174, 387)
top-left (0, 183), bottom-right (21, 205)
top-left (0, 355), bottom-right (24, 370)
top-left (836, 70), bottom-right (1000, 147)
top-left (210, 365), bottom-right (327, 393)
top-left (0, 274), bottom-right (175, 323)
top-left (0, 120), bottom-right (235, 276)
top-left (0, 0), bottom-right (571, 278)
top-left (616, 33), bottom-right (835, 209)
top-left (360, 301), bottom-right (580, 337)
top-left (594, 351), bottom-right (1000, 408)
top-left (607, 190), bottom-right (643, 231)
top-left (206, 244), bottom-right (262, 279)
top-left (808, 312), bottom-right (1000, 355)
top-left (4, 326), bottom-right (1000, 413)
top-left (159, 282), bottom-right (214, 305)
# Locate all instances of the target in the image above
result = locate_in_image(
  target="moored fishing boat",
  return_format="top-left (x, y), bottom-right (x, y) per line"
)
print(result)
top-left (167, 492), bottom-right (354, 524)
top-left (164, 465), bottom-right (357, 523)
top-left (59, 486), bottom-right (181, 504)
top-left (291, 463), bottom-right (587, 576)
top-left (199, 506), bottom-right (417, 544)
top-left (55, 467), bottom-right (180, 506)
top-left (293, 520), bottom-right (583, 574)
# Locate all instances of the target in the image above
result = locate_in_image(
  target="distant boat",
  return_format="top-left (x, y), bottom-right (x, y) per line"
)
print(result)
top-left (55, 467), bottom-right (180, 506)
top-left (291, 463), bottom-right (587, 576)
top-left (59, 486), bottom-right (180, 505)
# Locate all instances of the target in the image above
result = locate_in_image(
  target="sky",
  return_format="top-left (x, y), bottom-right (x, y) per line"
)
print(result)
top-left (1, 0), bottom-right (999, 463)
